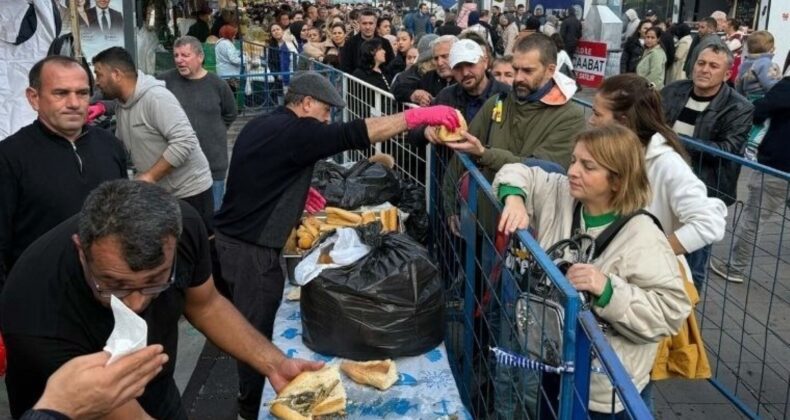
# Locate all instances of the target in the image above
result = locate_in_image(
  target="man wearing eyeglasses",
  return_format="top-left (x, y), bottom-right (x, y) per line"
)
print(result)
top-left (1, 180), bottom-right (324, 420)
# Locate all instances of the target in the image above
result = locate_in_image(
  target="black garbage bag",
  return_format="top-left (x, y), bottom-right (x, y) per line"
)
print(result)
top-left (338, 161), bottom-right (400, 209)
top-left (396, 178), bottom-right (429, 243)
top-left (311, 160), bottom-right (347, 206)
top-left (301, 224), bottom-right (444, 360)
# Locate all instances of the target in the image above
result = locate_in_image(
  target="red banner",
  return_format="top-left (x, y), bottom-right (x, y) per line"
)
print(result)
top-left (573, 41), bottom-right (608, 88)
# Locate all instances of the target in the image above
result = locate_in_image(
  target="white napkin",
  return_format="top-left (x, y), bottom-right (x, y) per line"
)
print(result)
top-left (103, 295), bottom-right (148, 365)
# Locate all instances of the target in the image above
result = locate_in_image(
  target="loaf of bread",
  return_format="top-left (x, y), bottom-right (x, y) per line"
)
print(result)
top-left (437, 109), bottom-right (468, 142)
top-left (269, 366), bottom-right (346, 420)
top-left (340, 359), bottom-right (398, 390)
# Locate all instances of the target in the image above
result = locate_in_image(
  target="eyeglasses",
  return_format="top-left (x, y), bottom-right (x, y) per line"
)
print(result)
top-left (84, 256), bottom-right (177, 299)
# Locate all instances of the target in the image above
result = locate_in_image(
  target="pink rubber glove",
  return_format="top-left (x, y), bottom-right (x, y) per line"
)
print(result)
top-left (404, 105), bottom-right (460, 130)
top-left (304, 187), bottom-right (327, 214)
top-left (86, 102), bottom-right (106, 123)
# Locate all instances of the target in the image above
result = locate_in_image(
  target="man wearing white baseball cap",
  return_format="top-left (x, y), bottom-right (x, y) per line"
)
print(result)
top-left (407, 38), bottom-right (510, 147)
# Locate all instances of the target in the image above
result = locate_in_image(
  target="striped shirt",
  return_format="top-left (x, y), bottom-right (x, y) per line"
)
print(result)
top-left (672, 92), bottom-right (715, 137)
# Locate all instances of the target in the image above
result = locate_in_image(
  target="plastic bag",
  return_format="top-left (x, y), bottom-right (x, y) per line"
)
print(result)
top-left (336, 161), bottom-right (402, 209)
top-left (311, 160), bottom-right (347, 206)
top-left (293, 228), bottom-right (372, 286)
top-left (396, 178), bottom-right (429, 243)
top-left (301, 224), bottom-right (444, 360)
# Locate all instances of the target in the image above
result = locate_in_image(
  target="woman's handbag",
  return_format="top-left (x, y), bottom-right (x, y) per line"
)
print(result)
top-left (651, 258), bottom-right (712, 380)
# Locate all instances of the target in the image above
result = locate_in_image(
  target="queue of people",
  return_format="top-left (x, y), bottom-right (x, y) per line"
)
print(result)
top-left (1, 1), bottom-right (788, 419)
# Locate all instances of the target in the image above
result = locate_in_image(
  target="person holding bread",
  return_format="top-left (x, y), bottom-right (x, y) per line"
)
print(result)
top-left (441, 33), bottom-right (585, 236)
top-left (405, 38), bottom-right (510, 147)
top-left (213, 71), bottom-right (460, 420)
top-left (492, 124), bottom-right (690, 417)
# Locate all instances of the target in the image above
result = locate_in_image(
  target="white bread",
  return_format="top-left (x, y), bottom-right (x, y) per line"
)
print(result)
top-left (340, 359), bottom-right (398, 390)
top-left (437, 109), bottom-right (468, 142)
top-left (269, 366), bottom-right (346, 420)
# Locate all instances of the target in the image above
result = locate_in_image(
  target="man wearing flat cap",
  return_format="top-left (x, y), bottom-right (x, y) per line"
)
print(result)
top-left (213, 71), bottom-right (459, 419)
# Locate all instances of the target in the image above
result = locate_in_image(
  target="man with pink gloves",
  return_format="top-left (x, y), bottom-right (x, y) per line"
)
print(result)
top-left (212, 71), bottom-right (458, 419)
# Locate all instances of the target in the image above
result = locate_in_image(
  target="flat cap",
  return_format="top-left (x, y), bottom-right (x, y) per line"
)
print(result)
top-left (288, 71), bottom-right (346, 108)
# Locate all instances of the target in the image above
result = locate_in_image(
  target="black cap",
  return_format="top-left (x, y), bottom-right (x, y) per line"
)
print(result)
top-left (288, 71), bottom-right (346, 108)
top-left (645, 9), bottom-right (656, 16)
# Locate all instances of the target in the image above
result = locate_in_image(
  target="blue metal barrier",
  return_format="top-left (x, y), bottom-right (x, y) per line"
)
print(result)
top-left (428, 143), bottom-right (653, 419)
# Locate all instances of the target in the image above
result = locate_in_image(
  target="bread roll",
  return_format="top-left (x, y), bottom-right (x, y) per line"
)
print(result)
top-left (340, 359), bottom-right (398, 390)
top-left (269, 366), bottom-right (346, 420)
top-left (437, 109), bottom-right (468, 142)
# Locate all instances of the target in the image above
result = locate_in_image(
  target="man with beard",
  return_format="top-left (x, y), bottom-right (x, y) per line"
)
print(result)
top-left (406, 39), bottom-right (510, 146)
top-left (92, 47), bottom-right (215, 231)
top-left (340, 9), bottom-right (394, 75)
top-left (441, 33), bottom-right (585, 233)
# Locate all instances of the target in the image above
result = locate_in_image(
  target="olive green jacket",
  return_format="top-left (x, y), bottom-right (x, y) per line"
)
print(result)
top-left (441, 72), bottom-right (585, 220)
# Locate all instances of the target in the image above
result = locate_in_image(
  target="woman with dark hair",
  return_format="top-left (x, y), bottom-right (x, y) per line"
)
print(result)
top-left (621, 20), bottom-right (652, 73)
top-left (636, 27), bottom-right (667, 88)
top-left (667, 23), bottom-right (692, 82)
top-left (588, 73), bottom-right (726, 292)
top-left (376, 16), bottom-right (392, 38)
top-left (352, 38), bottom-right (390, 91)
top-left (289, 21), bottom-right (307, 52)
top-left (324, 23), bottom-right (346, 68)
top-left (266, 23), bottom-right (293, 96)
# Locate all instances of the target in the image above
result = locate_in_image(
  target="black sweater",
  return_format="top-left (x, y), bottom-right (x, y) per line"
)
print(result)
top-left (755, 77), bottom-right (790, 173)
top-left (214, 107), bottom-right (371, 248)
top-left (0, 121), bottom-right (127, 279)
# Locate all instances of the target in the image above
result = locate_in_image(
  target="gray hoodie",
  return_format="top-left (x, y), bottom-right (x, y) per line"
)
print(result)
top-left (115, 71), bottom-right (213, 199)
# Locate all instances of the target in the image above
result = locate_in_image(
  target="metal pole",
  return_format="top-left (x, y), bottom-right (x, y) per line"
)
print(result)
top-left (69, 0), bottom-right (82, 59)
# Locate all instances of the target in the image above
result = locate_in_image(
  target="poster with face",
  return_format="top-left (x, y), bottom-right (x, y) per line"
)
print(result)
top-left (75, 0), bottom-right (126, 67)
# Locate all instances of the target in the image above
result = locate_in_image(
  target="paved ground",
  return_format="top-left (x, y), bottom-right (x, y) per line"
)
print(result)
top-left (2, 93), bottom-right (787, 420)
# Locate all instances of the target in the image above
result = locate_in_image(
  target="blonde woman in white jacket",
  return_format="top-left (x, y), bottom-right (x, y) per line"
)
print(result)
top-left (493, 124), bottom-right (690, 416)
top-left (588, 74), bottom-right (727, 291)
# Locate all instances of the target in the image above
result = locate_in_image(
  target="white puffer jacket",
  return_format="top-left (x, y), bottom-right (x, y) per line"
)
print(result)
top-left (493, 164), bottom-right (691, 413)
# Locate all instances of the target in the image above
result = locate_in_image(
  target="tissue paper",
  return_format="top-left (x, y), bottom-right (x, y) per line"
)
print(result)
top-left (103, 295), bottom-right (148, 365)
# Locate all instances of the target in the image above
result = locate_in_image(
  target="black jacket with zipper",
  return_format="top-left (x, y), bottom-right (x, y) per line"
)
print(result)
top-left (0, 121), bottom-right (127, 281)
top-left (661, 80), bottom-right (754, 205)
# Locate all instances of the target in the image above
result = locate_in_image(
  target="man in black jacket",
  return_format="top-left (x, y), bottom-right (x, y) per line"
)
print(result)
top-left (661, 44), bottom-right (753, 288)
top-left (214, 72), bottom-right (459, 419)
top-left (417, 35), bottom-right (457, 97)
top-left (340, 9), bottom-right (394, 75)
top-left (559, 7), bottom-right (582, 59)
top-left (710, 75), bottom-right (790, 283)
top-left (0, 56), bottom-right (127, 287)
top-left (407, 38), bottom-right (510, 146)
top-left (436, 12), bottom-right (462, 36)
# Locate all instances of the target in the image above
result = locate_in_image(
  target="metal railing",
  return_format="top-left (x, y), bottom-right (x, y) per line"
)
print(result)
top-left (572, 98), bottom-right (790, 420)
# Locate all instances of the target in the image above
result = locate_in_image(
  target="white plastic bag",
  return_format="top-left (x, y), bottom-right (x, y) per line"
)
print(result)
top-left (294, 228), bottom-right (372, 286)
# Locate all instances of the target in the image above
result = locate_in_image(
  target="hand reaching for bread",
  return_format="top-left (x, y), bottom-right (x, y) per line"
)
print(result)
top-left (444, 131), bottom-right (486, 156)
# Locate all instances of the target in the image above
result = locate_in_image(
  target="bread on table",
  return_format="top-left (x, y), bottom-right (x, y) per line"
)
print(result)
top-left (340, 359), bottom-right (398, 391)
top-left (269, 366), bottom-right (346, 420)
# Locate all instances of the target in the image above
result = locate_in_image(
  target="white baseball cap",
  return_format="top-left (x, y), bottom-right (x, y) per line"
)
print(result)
top-left (449, 39), bottom-right (484, 69)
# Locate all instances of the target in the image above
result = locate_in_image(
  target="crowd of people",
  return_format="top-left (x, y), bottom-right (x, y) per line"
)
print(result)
top-left (0, 1), bottom-right (789, 419)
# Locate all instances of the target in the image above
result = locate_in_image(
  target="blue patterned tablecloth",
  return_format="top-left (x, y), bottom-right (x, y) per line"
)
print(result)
top-left (259, 286), bottom-right (472, 420)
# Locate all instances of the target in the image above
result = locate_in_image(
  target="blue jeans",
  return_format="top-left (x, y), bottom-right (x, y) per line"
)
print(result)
top-left (212, 179), bottom-right (225, 212)
top-left (685, 244), bottom-right (711, 292)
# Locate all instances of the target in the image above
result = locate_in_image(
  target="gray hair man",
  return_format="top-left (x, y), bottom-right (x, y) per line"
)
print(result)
top-left (662, 44), bottom-right (753, 288)
top-left (1, 180), bottom-right (325, 419)
top-left (684, 16), bottom-right (726, 78)
top-left (158, 36), bottom-right (238, 211)
top-left (416, 35), bottom-right (458, 99)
